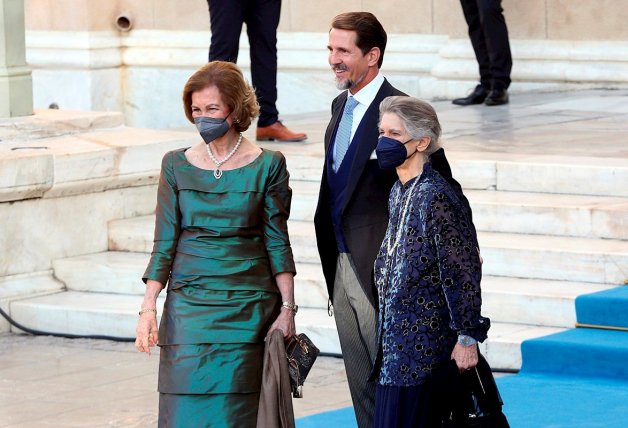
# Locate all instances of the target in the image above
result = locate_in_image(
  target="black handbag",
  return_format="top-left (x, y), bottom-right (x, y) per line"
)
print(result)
top-left (441, 353), bottom-right (510, 428)
top-left (285, 333), bottom-right (320, 398)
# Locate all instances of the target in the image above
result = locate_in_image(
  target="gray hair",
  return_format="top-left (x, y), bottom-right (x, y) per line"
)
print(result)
top-left (379, 96), bottom-right (441, 155)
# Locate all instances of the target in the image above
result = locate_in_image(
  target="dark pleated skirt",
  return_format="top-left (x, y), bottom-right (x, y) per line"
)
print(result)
top-left (374, 383), bottom-right (442, 428)
top-left (374, 359), bottom-right (458, 428)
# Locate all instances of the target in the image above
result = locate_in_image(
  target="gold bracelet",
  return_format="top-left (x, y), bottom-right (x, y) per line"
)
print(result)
top-left (281, 301), bottom-right (298, 314)
top-left (138, 308), bottom-right (157, 316)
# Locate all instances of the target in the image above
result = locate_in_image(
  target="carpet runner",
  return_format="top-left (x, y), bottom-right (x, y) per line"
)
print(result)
top-left (296, 285), bottom-right (628, 427)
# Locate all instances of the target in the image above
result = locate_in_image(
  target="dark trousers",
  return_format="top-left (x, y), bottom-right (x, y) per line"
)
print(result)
top-left (207, 0), bottom-right (280, 127)
top-left (460, 0), bottom-right (512, 90)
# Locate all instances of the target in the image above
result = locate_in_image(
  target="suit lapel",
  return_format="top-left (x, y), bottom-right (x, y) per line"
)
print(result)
top-left (341, 79), bottom-right (394, 211)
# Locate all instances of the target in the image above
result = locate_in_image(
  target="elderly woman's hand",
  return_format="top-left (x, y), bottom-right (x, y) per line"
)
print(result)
top-left (267, 308), bottom-right (296, 339)
top-left (135, 311), bottom-right (158, 356)
top-left (451, 342), bottom-right (479, 373)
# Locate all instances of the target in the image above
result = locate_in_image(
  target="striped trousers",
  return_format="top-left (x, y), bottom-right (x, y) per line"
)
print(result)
top-left (333, 253), bottom-right (378, 428)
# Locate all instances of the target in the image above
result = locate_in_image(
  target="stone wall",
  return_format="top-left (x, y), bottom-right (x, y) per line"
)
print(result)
top-left (23, 0), bottom-right (628, 128)
top-left (26, 0), bottom-right (628, 40)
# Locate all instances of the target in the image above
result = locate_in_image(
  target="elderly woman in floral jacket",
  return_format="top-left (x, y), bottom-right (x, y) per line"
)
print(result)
top-left (372, 96), bottom-right (490, 428)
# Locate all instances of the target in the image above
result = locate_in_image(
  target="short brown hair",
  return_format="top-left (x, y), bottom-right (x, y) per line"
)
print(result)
top-left (182, 61), bottom-right (259, 132)
top-left (331, 12), bottom-right (387, 68)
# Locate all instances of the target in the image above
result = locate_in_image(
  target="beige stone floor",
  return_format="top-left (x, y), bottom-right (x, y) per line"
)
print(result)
top-left (232, 88), bottom-right (628, 159)
top-left (0, 334), bottom-right (351, 427)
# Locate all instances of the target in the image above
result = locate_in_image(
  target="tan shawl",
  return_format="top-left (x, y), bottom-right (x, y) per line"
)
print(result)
top-left (256, 329), bottom-right (295, 428)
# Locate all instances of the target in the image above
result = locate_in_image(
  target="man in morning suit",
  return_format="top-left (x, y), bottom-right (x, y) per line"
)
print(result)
top-left (314, 12), bottom-right (469, 428)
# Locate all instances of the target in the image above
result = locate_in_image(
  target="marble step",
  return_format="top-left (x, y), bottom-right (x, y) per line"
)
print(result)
top-left (7, 291), bottom-right (165, 339)
top-left (466, 190), bottom-right (628, 240)
top-left (479, 322), bottom-right (565, 371)
top-left (6, 291), bottom-right (335, 350)
top-left (286, 262), bottom-right (603, 324)
top-left (107, 216), bottom-right (325, 256)
top-left (278, 147), bottom-right (628, 197)
top-left (289, 220), bottom-right (628, 284)
top-left (52, 252), bottom-right (330, 299)
top-left (289, 183), bottom-right (628, 239)
top-left (480, 277), bottom-right (612, 328)
top-left (0, 271), bottom-right (66, 333)
top-left (477, 231), bottom-right (628, 284)
top-left (52, 251), bottom-right (150, 295)
top-left (2, 126), bottom-right (195, 202)
top-left (107, 189), bottom-right (628, 255)
top-left (281, 265), bottom-right (612, 329)
top-left (109, 215), bottom-right (628, 285)
top-left (447, 153), bottom-right (628, 198)
top-left (52, 251), bottom-right (610, 329)
top-left (6, 291), bottom-right (560, 370)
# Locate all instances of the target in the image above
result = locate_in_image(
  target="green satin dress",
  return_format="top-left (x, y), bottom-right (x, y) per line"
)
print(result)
top-left (143, 147), bottom-right (296, 428)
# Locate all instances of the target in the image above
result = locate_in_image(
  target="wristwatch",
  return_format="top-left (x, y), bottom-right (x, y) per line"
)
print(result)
top-left (457, 334), bottom-right (477, 347)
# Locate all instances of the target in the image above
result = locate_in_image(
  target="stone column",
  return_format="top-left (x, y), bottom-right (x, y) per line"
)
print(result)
top-left (0, 0), bottom-right (33, 117)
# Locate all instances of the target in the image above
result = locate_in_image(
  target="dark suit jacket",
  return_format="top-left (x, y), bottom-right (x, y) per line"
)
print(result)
top-left (314, 79), bottom-right (403, 307)
top-left (314, 78), bottom-right (469, 308)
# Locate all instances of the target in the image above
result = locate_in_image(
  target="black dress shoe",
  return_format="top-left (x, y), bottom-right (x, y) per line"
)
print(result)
top-left (484, 89), bottom-right (509, 106)
top-left (452, 85), bottom-right (489, 106)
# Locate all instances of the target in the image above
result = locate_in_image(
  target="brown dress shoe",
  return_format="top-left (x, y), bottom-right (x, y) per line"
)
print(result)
top-left (256, 121), bottom-right (307, 142)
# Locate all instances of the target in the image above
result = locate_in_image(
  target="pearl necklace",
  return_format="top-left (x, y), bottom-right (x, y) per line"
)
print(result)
top-left (205, 133), bottom-right (243, 179)
top-left (386, 177), bottom-right (419, 256)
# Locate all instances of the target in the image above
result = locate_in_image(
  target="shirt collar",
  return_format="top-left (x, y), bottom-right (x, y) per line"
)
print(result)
top-left (346, 72), bottom-right (385, 107)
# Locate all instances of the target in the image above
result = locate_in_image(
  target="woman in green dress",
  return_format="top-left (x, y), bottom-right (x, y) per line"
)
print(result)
top-left (134, 61), bottom-right (297, 427)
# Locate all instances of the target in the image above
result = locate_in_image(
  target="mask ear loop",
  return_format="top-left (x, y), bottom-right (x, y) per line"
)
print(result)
top-left (404, 136), bottom-right (432, 159)
top-left (402, 138), bottom-right (419, 160)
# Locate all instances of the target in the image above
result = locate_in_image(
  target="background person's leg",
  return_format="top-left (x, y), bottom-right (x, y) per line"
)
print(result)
top-left (476, 0), bottom-right (512, 90)
top-left (460, 0), bottom-right (492, 89)
top-left (244, 0), bottom-right (281, 127)
top-left (207, 0), bottom-right (245, 62)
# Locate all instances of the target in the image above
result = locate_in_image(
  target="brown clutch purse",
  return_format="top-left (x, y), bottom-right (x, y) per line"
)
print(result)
top-left (286, 333), bottom-right (320, 398)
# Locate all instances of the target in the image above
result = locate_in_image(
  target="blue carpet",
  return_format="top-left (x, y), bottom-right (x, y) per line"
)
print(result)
top-left (520, 328), bottom-right (628, 379)
top-left (296, 407), bottom-right (356, 428)
top-left (497, 374), bottom-right (628, 428)
top-left (297, 286), bottom-right (628, 427)
top-left (576, 285), bottom-right (628, 329)
top-left (296, 374), bottom-right (628, 428)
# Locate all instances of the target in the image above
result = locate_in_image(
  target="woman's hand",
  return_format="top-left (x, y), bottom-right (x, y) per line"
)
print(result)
top-left (267, 308), bottom-right (296, 339)
top-left (451, 342), bottom-right (479, 373)
top-left (135, 312), bottom-right (158, 356)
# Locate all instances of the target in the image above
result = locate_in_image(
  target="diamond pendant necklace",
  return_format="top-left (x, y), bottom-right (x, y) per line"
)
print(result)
top-left (206, 133), bottom-right (243, 179)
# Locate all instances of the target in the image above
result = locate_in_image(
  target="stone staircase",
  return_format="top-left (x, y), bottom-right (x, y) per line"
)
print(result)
top-left (5, 140), bottom-right (627, 371)
top-left (2, 101), bottom-right (627, 371)
top-left (0, 109), bottom-right (195, 335)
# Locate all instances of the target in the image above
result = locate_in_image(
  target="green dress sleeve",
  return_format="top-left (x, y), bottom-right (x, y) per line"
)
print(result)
top-left (263, 152), bottom-right (296, 276)
top-left (143, 151), bottom-right (181, 285)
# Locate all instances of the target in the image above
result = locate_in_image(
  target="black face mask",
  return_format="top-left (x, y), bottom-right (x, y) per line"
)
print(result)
top-left (375, 136), bottom-right (414, 169)
top-left (194, 115), bottom-right (230, 144)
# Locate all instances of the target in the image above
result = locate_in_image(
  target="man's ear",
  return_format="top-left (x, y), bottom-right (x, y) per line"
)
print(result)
top-left (367, 47), bottom-right (381, 67)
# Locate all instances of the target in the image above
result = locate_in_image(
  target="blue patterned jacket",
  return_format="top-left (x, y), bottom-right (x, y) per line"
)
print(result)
top-left (374, 163), bottom-right (490, 386)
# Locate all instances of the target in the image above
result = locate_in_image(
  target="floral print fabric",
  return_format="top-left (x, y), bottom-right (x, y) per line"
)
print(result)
top-left (374, 163), bottom-right (489, 386)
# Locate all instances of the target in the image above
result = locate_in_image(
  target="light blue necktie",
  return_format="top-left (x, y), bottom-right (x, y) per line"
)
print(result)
top-left (334, 96), bottom-right (359, 172)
